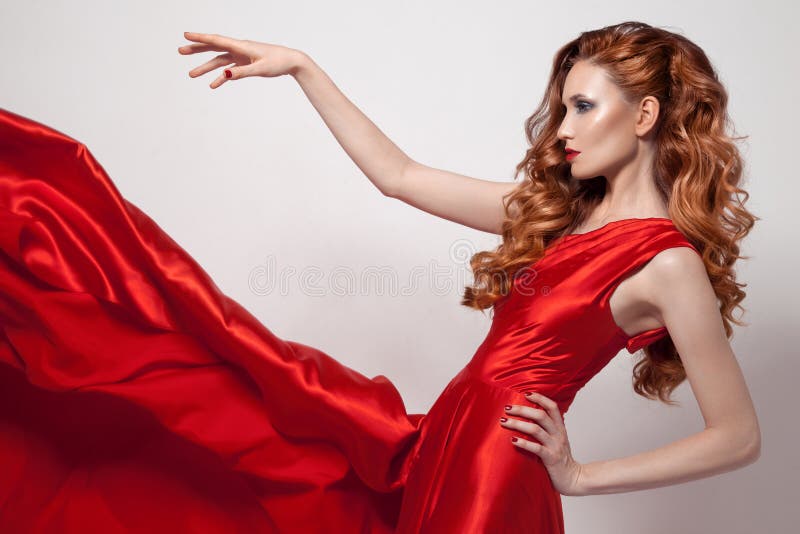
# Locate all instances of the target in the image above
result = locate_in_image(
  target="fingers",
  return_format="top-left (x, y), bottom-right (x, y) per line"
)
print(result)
top-left (510, 433), bottom-right (545, 456)
top-left (182, 32), bottom-right (244, 54)
top-left (178, 43), bottom-right (224, 55)
top-left (501, 416), bottom-right (549, 442)
top-left (526, 391), bottom-right (565, 426)
top-left (209, 67), bottom-right (236, 90)
top-left (179, 32), bottom-right (247, 90)
top-left (183, 31), bottom-right (219, 43)
top-left (220, 64), bottom-right (259, 81)
top-left (501, 405), bottom-right (557, 437)
top-left (500, 392), bottom-right (561, 436)
top-left (209, 63), bottom-right (259, 89)
top-left (187, 53), bottom-right (234, 78)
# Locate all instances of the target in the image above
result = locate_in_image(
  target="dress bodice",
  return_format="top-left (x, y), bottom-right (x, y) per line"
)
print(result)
top-left (464, 217), bottom-right (700, 414)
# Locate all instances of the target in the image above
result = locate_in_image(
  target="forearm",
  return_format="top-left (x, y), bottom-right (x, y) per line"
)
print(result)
top-left (290, 52), bottom-right (411, 196)
top-left (579, 426), bottom-right (760, 495)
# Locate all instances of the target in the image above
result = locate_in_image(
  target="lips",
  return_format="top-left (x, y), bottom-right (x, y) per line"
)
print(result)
top-left (565, 148), bottom-right (580, 161)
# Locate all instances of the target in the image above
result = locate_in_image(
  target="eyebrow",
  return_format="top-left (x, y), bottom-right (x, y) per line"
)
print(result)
top-left (561, 93), bottom-right (589, 105)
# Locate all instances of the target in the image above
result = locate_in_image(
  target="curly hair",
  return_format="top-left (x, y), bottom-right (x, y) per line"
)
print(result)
top-left (460, 21), bottom-right (758, 405)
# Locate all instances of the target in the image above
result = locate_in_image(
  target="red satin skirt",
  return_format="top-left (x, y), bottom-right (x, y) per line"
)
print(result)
top-left (0, 108), bottom-right (563, 533)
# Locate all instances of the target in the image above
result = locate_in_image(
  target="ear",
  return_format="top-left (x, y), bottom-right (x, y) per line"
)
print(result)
top-left (634, 95), bottom-right (660, 137)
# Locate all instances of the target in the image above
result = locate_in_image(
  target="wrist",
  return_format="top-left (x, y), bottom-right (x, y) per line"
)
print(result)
top-left (289, 50), bottom-right (313, 79)
top-left (575, 462), bottom-right (594, 496)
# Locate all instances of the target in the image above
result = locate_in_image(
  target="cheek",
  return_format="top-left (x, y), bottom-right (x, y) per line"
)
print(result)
top-left (582, 113), bottom-right (634, 165)
top-left (570, 119), bottom-right (611, 172)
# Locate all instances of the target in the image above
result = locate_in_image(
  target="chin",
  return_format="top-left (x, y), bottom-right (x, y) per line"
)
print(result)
top-left (568, 169), bottom-right (596, 180)
top-left (568, 161), bottom-right (606, 181)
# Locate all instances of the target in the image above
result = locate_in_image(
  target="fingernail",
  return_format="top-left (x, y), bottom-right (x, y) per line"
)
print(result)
top-left (504, 405), bottom-right (512, 411)
top-left (224, 69), bottom-right (232, 79)
top-left (499, 417), bottom-right (507, 423)
top-left (511, 437), bottom-right (518, 443)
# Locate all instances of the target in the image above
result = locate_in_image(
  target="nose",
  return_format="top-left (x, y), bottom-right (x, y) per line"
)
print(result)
top-left (556, 116), bottom-right (572, 143)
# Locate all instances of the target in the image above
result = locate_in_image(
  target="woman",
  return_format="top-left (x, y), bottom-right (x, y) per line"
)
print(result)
top-left (0, 20), bottom-right (760, 533)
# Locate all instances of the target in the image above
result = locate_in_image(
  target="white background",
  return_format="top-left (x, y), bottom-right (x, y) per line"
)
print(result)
top-left (1, 1), bottom-right (795, 532)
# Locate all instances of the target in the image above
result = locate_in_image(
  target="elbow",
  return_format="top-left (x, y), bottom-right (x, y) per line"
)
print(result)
top-left (384, 158), bottom-right (415, 199)
top-left (378, 176), bottom-right (398, 199)
top-left (714, 424), bottom-right (761, 468)
top-left (381, 182), bottom-right (399, 198)
top-left (744, 417), bottom-right (762, 464)
top-left (744, 432), bottom-right (761, 464)
top-left (734, 430), bottom-right (761, 467)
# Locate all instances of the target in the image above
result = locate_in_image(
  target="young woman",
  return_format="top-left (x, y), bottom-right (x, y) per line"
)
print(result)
top-left (0, 20), bottom-right (760, 533)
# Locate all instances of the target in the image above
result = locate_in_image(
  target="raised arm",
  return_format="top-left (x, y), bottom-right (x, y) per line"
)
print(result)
top-left (396, 161), bottom-right (522, 234)
top-left (293, 54), bottom-right (518, 234)
top-left (179, 33), bottom-right (518, 235)
top-left (293, 54), bottom-right (517, 234)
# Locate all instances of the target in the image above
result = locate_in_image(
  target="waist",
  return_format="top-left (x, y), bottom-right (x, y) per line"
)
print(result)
top-left (446, 363), bottom-right (571, 415)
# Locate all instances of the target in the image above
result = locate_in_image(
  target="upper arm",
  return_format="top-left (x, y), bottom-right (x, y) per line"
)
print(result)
top-left (387, 160), bottom-right (520, 234)
top-left (643, 247), bottom-right (761, 455)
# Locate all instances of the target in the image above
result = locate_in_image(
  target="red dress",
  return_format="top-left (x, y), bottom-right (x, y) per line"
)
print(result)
top-left (0, 108), bottom-right (699, 533)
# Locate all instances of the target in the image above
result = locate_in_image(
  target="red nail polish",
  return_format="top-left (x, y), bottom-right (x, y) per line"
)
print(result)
top-left (224, 69), bottom-right (232, 79)
top-left (504, 405), bottom-right (512, 411)
top-left (511, 437), bottom-right (518, 443)
top-left (499, 417), bottom-right (507, 423)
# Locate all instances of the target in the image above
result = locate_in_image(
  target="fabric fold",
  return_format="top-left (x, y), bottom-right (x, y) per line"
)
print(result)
top-left (0, 107), bottom-right (424, 533)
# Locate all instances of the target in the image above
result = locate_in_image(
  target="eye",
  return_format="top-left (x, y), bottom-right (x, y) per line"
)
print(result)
top-left (576, 101), bottom-right (592, 113)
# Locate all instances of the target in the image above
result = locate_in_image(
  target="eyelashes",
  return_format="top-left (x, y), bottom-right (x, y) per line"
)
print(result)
top-left (560, 101), bottom-right (593, 114)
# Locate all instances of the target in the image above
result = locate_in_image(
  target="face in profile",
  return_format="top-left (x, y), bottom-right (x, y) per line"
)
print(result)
top-left (557, 60), bottom-right (647, 182)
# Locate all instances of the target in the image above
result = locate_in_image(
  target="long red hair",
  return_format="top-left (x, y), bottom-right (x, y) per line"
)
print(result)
top-left (460, 21), bottom-right (758, 404)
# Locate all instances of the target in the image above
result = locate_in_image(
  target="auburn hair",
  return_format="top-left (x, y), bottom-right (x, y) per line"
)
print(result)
top-left (460, 21), bottom-right (758, 405)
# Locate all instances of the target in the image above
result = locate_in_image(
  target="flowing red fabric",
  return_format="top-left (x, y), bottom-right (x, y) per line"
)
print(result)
top-left (0, 108), bottom-right (699, 533)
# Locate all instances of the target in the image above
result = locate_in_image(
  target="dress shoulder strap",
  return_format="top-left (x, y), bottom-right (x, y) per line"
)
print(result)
top-left (598, 224), bottom-right (701, 354)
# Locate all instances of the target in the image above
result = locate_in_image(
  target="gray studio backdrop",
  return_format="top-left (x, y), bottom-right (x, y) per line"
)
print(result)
top-left (1, 1), bottom-right (795, 532)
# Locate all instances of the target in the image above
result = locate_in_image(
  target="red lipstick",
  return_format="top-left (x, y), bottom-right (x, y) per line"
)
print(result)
top-left (565, 148), bottom-right (580, 161)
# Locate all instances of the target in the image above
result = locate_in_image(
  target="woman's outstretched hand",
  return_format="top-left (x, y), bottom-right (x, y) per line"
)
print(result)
top-left (178, 32), bottom-right (305, 89)
top-left (500, 391), bottom-right (587, 496)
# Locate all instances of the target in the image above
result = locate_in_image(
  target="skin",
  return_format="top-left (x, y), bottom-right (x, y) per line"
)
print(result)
top-left (556, 60), bottom-right (671, 225)
top-left (502, 60), bottom-right (761, 495)
top-left (179, 34), bottom-right (761, 497)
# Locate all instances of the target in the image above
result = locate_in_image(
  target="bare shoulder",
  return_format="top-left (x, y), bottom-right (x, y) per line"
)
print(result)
top-left (645, 246), bottom-right (707, 280)
top-left (638, 245), bottom-right (714, 315)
